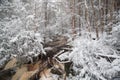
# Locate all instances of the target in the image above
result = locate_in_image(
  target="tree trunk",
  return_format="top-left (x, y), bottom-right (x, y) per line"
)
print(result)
top-left (44, 0), bottom-right (48, 28)
top-left (71, 0), bottom-right (76, 35)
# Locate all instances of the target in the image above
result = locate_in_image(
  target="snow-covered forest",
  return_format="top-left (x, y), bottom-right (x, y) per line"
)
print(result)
top-left (0, 0), bottom-right (120, 80)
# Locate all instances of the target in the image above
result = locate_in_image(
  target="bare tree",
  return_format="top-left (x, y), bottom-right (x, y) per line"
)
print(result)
top-left (71, 0), bottom-right (76, 35)
top-left (44, 0), bottom-right (48, 28)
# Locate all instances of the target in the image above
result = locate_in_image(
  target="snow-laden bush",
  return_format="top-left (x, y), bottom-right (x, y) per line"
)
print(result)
top-left (111, 23), bottom-right (120, 52)
top-left (103, 22), bottom-right (120, 54)
top-left (10, 31), bottom-right (46, 64)
top-left (68, 35), bottom-right (120, 80)
top-left (0, 24), bottom-right (11, 68)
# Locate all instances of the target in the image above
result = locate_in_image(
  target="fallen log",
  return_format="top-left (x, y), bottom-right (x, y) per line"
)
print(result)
top-left (97, 54), bottom-right (120, 62)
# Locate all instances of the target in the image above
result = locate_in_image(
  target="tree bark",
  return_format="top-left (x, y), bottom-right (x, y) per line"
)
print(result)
top-left (71, 0), bottom-right (76, 35)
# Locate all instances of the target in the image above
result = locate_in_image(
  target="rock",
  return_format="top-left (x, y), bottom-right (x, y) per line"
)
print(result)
top-left (40, 59), bottom-right (66, 80)
top-left (40, 68), bottom-right (53, 80)
top-left (0, 68), bottom-right (16, 80)
top-left (12, 61), bottom-right (41, 80)
top-left (27, 61), bottom-right (41, 71)
top-left (11, 65), bottom-right (28, 80)
top-left (19, 70), bottom-right (38, 80)
top-left (0, 54), bottom-right (10, 70)
top-left (4, 58), bottom-right (17, 70)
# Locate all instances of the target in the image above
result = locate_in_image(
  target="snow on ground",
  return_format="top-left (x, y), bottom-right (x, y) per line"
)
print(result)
top-left (66, 23), bottom-right (120, 80)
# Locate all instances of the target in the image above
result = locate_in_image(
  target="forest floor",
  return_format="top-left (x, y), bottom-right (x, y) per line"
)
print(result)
top-left (0, 30), bottom-right (120, 80)
top-left (0, 35), bottom-right (73, 80)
